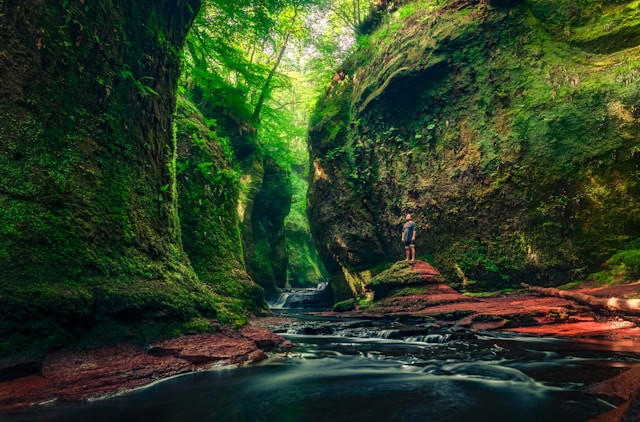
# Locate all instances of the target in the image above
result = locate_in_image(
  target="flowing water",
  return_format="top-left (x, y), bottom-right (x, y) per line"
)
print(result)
top-left (267, 282), bottom-right (333, 310)
top-left (5, 307), bottom-right (640, 422)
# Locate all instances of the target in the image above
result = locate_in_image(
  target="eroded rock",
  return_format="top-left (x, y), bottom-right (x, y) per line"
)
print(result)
top-left (0, 326), bottom-right (291, 411)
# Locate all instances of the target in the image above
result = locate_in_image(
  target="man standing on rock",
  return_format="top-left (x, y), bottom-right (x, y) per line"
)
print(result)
top-left (402, 213), bottom-right (417, 263)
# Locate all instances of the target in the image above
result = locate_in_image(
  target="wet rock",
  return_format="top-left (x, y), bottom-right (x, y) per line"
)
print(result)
top-left (586, 365), bottom-right (640, 403)
top-left (0, 325), bottom-right (291, 411)
top-left (624, 390), bottom-right (640, 422)
top-left (240, 325), bottom-right (294, 351)
top-left (587, 365), bottom-right (640, 422)
top-left (299, 326), bottom-right (334, 335)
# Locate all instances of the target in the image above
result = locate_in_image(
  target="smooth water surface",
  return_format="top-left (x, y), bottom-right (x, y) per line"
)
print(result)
top-left (6, 314), bottom-right (639, 422)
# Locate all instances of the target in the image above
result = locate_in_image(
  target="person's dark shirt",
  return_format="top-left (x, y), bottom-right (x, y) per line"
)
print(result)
top-left (402, 221), bottom-right (416, 242)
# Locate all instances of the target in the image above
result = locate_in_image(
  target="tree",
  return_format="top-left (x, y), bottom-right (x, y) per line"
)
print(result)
top-left (327, 0), bottom-right (377, 34)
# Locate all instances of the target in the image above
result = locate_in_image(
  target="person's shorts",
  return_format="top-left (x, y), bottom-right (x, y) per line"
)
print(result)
top-left (404, 240), bottom-right (415, 249)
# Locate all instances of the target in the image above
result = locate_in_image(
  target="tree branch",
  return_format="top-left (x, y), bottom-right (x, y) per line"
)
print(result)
top-left (521, 283), bottom-right (640, 316)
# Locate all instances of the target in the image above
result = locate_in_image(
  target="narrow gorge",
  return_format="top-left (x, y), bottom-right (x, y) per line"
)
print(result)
top-left (1, 1), bottom-right (640, 421)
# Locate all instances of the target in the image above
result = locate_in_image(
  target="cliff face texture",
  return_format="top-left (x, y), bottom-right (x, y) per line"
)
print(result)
top-left (247, 155), bottom-right (292, 293)
top-left (0, 0), bottom-right (239, 355)
top-left (175, 98), bottom-right (266, 318)
top-left (308, 0), bottom-right (640, 300)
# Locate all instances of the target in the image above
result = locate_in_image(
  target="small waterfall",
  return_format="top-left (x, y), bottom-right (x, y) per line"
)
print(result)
top-left (267, 282), bottom-right (333, 310)
top-left (270, 293), bottom-right (292, 310)
top-left (405, 334), bottom-right (452, 344)
top-left (375, 329), bottom-right (398, 339)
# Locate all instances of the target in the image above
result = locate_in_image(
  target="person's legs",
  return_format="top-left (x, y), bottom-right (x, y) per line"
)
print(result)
top-left (410, 244), bottom-right (416, 262)
top-left (405, 245), bottom-right (410, 261)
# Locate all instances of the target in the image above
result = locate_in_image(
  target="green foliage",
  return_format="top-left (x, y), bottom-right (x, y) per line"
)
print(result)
top-left (119, 65), bottom-right (158, 96)
top-left (588, 249), bottom-right (640, 285)
top-left (181, 0), bottom-right (345, 292)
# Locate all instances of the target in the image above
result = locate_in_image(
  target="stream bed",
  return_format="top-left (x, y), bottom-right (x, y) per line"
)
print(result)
top-left (5, 310), bottom-right (640, 422)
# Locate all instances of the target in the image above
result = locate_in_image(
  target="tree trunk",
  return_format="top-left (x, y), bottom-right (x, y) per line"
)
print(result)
top-left (521, 283), bottom-right (640, 315)
top-left (251, 9), bottom-right (298, 123)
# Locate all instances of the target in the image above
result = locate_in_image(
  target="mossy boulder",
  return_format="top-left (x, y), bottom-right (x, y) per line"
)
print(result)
top-left (332, 298), bottom-right (357, 312)
top-left (309, 0), bottom-right (640, 297)
top-left (369, 262), bottom-right (423, 286)
top-left (368, 260), bottom-right (442, 298)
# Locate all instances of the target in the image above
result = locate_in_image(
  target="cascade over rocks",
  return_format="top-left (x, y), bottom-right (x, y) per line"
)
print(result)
top-left (308, 0), bottom-right (640, 298)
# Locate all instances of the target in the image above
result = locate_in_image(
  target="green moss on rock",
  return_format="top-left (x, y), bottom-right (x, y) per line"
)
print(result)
top-left (0, 0), bottom-right (248, 357)
top-left (332, 298), bottom-right (356, 312)
top-left (309, 0), bottom-right (640, 295)
top-left (175, 96), bottom-right (266, 315)
top-left (588, 249), bottom-right (640, 285)
top-left (368, 261), bottom-right (423, 287)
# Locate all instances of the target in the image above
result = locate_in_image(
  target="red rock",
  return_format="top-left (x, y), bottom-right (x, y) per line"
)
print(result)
top-left (410, 260), bottom-right (444, 282)
top-left (0, 324), bottom-right (291, 411)
top-left (586, 365), bottom-right (640, 402)
top-left (586, 365), bottom-right (640, 422)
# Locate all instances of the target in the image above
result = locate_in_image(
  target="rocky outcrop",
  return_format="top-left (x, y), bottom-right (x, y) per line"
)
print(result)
top-left (308, 0), bottom-right (640, 297)
top-left (239, 152), bottom-right (292, 294)
top-left (0, 0), bottom-right (230, 357)
top-left (367, 260), bottom-right (443, 298)
top-left (175, 97), bottom-right (266, 316)
top-left (587, 365), bottom-right (640, 422)
top-left (247, 156), bottom-right (292, 292)
top-left (358, 280), bottom-right (640, 337)
top-left (0, 325), bottom-right (292, 411)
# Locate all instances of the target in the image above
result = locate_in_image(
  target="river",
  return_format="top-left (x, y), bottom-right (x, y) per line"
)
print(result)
top-left (5, 290), bottom-right (640, 422)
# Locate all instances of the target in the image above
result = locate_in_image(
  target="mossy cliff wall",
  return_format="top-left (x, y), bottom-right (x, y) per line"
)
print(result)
top-left (0, 0), bottom-right (234, 355)
top-left (239, 151), bottom-right (292, 295)
top-left (308, 0), bottom-right (640, 297)
top-left (175, 97), bottom-right (266, 317)
top-left (196, 100), bottom-right (293, 296)
top-left (285, 146), bottom-right (329, 287)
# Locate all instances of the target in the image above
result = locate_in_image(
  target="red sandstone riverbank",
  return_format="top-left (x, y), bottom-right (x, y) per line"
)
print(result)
top-left (0, 325), bottom-right (292, 412)
top-left (359, 284), bottom-right (640, 421)
top-left (2, 271), bottom-right (639, 420)
top-left (343, 262), bottom-right (640, 422)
